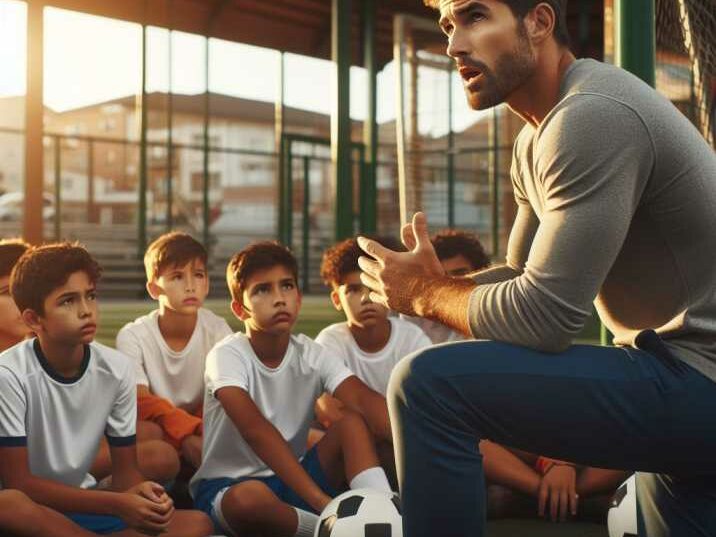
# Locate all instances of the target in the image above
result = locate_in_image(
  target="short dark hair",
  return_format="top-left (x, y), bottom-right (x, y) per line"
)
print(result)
top-left (144, 232), bottom-right (208, 281)
top-left (10, 242), bottom-right (102, 315)
top-left (0, 238), bottom-right (30, 278)
top-left (425, 0), bottom-right (570, 46)
top-left (226, 241), bottom-right (298, 302)
top-left (432, 229), bottom-right (490, 271)
top-left (321, 236), bottom-right (403, 289)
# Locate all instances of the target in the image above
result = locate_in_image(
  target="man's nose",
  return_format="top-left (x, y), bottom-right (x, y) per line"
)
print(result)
top-left (446, 27), bottom-right (469, 60)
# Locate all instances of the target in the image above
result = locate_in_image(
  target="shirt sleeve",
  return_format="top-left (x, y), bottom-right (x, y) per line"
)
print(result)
top-left (315, 344), bottom-right (354, 395)
top-left (105, 357), bottom-right (138, 446)
top-left (116, 326), bottom-right (149, 387)
top-left (0, 366), bottom-right (27, 446)
top-left (467, 95), bottom-right (655, 353)
top-left (205, 344), bottom-right (250, 397)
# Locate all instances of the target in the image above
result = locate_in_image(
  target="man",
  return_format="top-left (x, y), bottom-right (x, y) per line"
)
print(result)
top-left (357, 1), bottom-right (716, 536)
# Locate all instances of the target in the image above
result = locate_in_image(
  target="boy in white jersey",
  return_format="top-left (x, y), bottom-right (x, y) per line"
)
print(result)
top-left (403, 229), bottom-right (490, 344)
top-left (0, 242), bottom-right (213, 536)
top-left (0, 239), bottom-right (179, 488)
top-left (191, 241), bottom-right (393, 537)
top-left (117, 232), bottom-right (232, 469)
top-left (314, 237), bottom-right (431, 429)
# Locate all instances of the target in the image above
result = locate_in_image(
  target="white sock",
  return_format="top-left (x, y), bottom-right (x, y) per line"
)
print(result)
top-left (294, 507), bottom-right (319, 537)
top-left (349, 466), bottom-right (392, 493)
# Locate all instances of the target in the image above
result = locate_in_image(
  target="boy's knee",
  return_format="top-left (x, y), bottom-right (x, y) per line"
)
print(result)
top-left (137, 420), bottom-right (164, 442)
top-left (223, 481), bottom-right (276, 523)
top-left (0, 490), bottom-right (35, 519)
top-left (138, 440), bottom-right (180, 481)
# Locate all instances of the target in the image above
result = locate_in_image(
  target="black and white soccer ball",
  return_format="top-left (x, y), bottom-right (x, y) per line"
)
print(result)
top-left (607, 474), bottom-right (637, 537)
top-left (315, 488), bottom-right (402, 537)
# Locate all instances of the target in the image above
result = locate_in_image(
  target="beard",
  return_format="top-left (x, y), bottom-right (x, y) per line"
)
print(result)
top-left (464, 24), bottom-right (536, 110)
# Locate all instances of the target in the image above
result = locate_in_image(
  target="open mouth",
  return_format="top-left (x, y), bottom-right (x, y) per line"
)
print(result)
top-left (459, 65), bottom-right (483, 86)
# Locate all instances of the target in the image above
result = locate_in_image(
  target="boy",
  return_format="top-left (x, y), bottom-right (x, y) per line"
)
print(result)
top-left (0, 239), bottom-right (32, 349)
top-left (0, 489), bottom-right (97, 537)
top-left (403, 229), bottom-right (490, 344)
top-left (0, 239), bottom-right (180, 487)
top-left (190, 241), bottom-right (392, 537)
top-left (117, 232), bottom-right (232, 468)
top-left (0, 242), bottom-right (212, 536)
top-left (314, 237), bottom-right (431, 428)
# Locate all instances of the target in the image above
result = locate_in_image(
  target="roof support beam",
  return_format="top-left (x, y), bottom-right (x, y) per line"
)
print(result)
top-left (332, 0), bottom-right (353, 240)
top-left (24, 0), bottom-right (44, 245)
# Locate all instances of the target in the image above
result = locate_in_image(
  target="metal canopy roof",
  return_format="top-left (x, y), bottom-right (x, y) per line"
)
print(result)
top-left (41, 0), bottom-right (603, 68)
top-left (44, 0), bottom-right (435, 67)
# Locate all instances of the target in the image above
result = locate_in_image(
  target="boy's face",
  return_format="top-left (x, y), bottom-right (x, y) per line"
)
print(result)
top-left (331, 271), bottom-right (389, 329)
top-left (24, 270), bottom-right (98, 346)
top-left (440, 254), bottom-right (475, 277)
top-left (149, 258), bottom-right (209, 315)
top-left (0, 275), bottom-right (32, 344)
top-left (235, 264), bottom-right (301, 334)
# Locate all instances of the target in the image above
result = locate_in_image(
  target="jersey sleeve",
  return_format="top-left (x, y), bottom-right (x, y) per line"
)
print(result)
top-left (205, 343), bottom-right (250, 397)
top-left (105, 357), bottom-right (138, 446)
top-left (315, 344), bottom-right (354, 395)
top-left (0, 366), bottom-right (27, 446)
top-left (116, 325), bottom-right (150, 387)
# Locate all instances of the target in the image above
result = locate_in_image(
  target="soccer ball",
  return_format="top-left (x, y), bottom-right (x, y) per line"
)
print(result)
top-left (315, 488), bottom-right (403, 537)
top-left (607, 474), bottom-right (637, 537)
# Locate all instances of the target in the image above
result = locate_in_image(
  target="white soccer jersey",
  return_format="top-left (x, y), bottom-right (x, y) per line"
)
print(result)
top-left (401, 314), bottom-right (467, 345)
top-left (189, 332), bottom-right (353, 497)
top-left (316, 317), bottom-right (432, 395)
top-left (0, 339), bottom-right (136, 490)
top-left (116, 308), bottom-right (232, 414)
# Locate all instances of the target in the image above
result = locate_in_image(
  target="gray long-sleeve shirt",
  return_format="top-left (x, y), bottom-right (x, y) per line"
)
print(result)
top-left (467, 58), bottom-right (716, 382)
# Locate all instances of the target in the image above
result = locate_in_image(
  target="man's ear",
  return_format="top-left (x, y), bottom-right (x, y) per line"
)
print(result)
top-left (330, 289), bottom-right (343, 311)
top-left (525, 2), bottom-right (556, 44)
top-left (230, 299), bottom-right (250, 321)
top-left (21, 308), bottom-right (42, 335)
top-left (146, 280), bottom-right (162, 300)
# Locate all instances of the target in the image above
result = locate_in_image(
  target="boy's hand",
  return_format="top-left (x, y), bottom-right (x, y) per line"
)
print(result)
top-left (315, 394), bottom-right (345, 429)
top-left (180, 434), bottom-right (203, 468)
top-left (116, 482), bottom-right (174, 534)
top-left (538, 465), bottom-right (578, 522)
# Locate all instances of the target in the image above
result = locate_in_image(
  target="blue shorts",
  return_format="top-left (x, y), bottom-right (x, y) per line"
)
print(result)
top-left (65, 512), bottom-right (128, 534)
top-left (195, 446), bottom-right (337, 532)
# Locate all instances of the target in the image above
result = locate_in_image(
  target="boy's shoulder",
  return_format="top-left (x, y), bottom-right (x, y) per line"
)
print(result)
top-left (316, 322), bottom-right (350, 341)
top-left (89, 341), bottom-right (135, 376)
top-left (389, 316), bottom-right (432, 347)
top-left (0, 339), bottom-right (37, 379)
top-left (197, 307), bottom-right (232, 332)
top-left (117, 309), bottom-right (159, 338)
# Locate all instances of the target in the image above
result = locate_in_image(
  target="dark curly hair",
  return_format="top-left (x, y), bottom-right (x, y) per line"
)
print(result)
top-left (0, 238), bottom-right (30, 278)
top-left (10, 242), bottom-right (102, 315)
top-left (321, 236), bottom-right (403, 288)
top-left (432, 229), bottom-right (490, 271)
top-left (226, 241), bottom-right (298, 302)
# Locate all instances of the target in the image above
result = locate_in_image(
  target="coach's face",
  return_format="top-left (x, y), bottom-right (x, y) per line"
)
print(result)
top-left (439, 0), bottom-right (536, 110)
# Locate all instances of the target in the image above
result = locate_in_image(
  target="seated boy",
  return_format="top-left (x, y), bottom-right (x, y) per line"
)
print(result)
top-left (190, 241), bottom-right (392, 537)
top-left (314, 237), bottom-right (432, 429)
top-left (0, 239), bottom-right (33, 349)
top-left (403, 229), bottom-right (490, 344)
top-left (117, 232), bottom-right (232, 469)
top-left (0, 242), bottom-right (213, 536)
top-left (0, 239), bottom-right (177, 486)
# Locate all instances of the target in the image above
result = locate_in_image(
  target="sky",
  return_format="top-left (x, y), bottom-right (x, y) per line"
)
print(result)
top-left (0, 0), bottom-right (485, 134)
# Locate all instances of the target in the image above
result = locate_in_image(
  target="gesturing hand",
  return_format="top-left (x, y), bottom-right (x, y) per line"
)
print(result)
top-left (357, 212), bottom-right (444, 316)
top-left (538, 465), bottom-right (579, 522)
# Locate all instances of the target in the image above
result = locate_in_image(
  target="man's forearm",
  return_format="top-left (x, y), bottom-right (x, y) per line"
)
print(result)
top-left (413, 275), bottom-right (476, 337)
